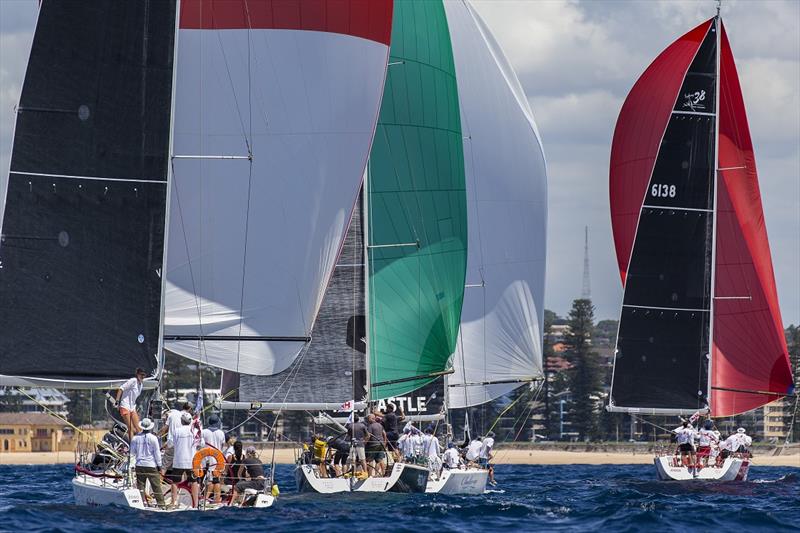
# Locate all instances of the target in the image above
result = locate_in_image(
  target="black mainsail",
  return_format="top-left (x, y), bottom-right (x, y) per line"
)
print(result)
top-left (0, 1), bottom-right (177, 383)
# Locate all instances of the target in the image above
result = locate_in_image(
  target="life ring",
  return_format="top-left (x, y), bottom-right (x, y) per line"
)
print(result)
top-left (192, 447), bottom-right (226, 478)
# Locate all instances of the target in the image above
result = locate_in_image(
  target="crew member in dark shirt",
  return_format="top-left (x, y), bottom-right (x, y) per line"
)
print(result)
top-left (231, 446), bottom-right (266, 504)
top-left (382, 402), bottom-right (400, 461)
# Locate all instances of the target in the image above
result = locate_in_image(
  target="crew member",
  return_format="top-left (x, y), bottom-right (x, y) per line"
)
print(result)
top-left (673, 421), bottom-right (697, 468)
top-left (443, 442), bottom-right (461, 469)
top-left (169, 412), bottom-right (203, 508)
top-left (129, 418), bottom-right (165, 508)
top-left (115, 367), bottom-right (147, 441)
top-left (696, 420), bottom-right (718, 467)
top-left (480, 431), bottom-right (496, 486)
top-left (232, 446), bottom-right (266, 505)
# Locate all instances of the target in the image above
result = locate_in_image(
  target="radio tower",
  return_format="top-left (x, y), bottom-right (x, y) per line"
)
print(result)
top-left (581, 226), bottom-right (591, 300)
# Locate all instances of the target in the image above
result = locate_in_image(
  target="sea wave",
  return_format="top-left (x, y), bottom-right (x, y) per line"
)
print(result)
top-left (0, 464), bottom-right (797, 532)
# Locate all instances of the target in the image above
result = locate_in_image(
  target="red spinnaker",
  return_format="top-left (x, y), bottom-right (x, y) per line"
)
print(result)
top-left (609, 20), bottom-right (711, 284)
top-left (711, 22), bottom-right (793, 416)
top-left (180, 0), bottom-right (393, 46)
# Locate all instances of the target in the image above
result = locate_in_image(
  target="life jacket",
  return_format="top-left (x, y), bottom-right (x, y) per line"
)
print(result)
top-left (313, 438), bottom-right (328, 461)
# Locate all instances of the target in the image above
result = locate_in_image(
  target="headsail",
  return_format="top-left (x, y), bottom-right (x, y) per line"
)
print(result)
top-left (710, 22), bottom-right (793, 416)
top-left (0, 1), bottom-right (177, 385)
top-left (164, 0), bottom-right (393, 375)
top-left (443, 0), bottom-right (547, 409)
top-left (367, 0), bottom-right (468, 400)
top-left (609, 20), bottom-right (716, 413)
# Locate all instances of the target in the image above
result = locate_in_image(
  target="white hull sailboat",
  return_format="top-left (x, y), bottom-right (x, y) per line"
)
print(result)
top-left (607, 8), bottom-right (795, 482)
top-left (653, 456), bottom-right (749, 482)
top-left (295, 463), bottom-right (429, 494)
top-left (425, 468), bottom-right (488, 495)
top-left (0, 0), bottom-right (393, 510)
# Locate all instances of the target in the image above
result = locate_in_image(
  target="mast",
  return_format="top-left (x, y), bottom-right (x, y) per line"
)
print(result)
top-left (707, 13), bottom-right (722, 414)
top-left (363, 162), bottom-right (371, 405)
top-left (156, 0), bottom-right (183, 388)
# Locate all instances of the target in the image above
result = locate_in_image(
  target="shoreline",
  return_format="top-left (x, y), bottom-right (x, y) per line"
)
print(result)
top-left (2, 448), bottom-right (797, 467)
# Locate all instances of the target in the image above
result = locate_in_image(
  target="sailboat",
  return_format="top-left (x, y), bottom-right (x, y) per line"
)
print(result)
top-left (220, 0), bottom-right (470, 494)
top-left (0, 0), bottom-right (393, 509)
top-left (427, 0), bottom-right (548, 496)
top-left (607, 11), bottom-right (795, 482)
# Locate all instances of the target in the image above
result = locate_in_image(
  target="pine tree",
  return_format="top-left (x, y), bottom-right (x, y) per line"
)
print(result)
top-left (565, 299), bottom-right (602, 441)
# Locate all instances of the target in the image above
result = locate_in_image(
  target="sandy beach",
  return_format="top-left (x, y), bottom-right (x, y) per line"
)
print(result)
top-left (2, 448), bottom-right (797, 467)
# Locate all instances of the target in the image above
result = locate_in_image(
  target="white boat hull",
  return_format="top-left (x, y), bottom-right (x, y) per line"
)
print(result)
top-left (73, 472), bottom-right (274, 510)
top-left (425, 468), bottom-right (488, 495)
top-left (295, 462), bottom-right (429, 493)
top-left (654, 456), bottom-right (749, 481)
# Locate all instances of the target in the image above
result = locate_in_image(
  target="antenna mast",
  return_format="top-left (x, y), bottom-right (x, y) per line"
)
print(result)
top-left (581, 226), bottom-right (591, 300)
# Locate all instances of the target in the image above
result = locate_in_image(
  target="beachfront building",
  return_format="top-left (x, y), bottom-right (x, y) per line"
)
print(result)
top-left (0, 412), bottom-right (67, 453)
top-left (0, 387), bottom-right (69, 417)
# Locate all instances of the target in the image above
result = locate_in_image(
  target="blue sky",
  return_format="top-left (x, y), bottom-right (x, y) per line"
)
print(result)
top-left (1, 0), bottom-right (798, 324)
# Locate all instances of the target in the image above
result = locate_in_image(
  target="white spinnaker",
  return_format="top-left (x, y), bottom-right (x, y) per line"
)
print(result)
top-left (165, 28), bottom-right (388, 375)
top-left (444, 1), bottom-right (548, 409)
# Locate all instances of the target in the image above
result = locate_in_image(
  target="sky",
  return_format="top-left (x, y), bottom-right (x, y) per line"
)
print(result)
top-left (0, 0), bottom-right (798, 324)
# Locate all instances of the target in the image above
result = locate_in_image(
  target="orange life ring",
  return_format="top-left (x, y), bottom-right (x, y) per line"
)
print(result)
top-left (192, 447), bottom-right (226, 478)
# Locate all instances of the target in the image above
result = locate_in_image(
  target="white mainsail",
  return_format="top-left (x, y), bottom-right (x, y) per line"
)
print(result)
top-left (444, 0), bottom-right (548, 409)
top-left (164, 8), bottom-right (391, 375)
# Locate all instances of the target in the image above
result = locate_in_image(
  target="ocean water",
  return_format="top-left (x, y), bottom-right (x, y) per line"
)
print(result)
top-left (0, 463), bottom-right (798, 532)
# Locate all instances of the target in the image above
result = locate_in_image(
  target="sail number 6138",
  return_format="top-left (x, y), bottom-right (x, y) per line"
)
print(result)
top-left (651, 184), bottom-right (676, 198)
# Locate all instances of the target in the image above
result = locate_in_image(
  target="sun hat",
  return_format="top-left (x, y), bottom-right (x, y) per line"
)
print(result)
top-left (139, 418), bottom-right (154, 432)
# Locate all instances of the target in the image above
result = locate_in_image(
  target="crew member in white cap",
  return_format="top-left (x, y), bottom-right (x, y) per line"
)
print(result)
top-left (129, 418), bottom-right (165, 508)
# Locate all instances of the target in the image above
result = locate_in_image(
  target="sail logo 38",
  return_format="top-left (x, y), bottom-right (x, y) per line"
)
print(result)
top-left (682, 90), bottom-right (707, 111)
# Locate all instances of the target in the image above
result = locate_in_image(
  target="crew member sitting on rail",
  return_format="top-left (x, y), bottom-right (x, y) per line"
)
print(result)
top-left (231, 446), bottom-right (266, 505)
top-left (723, 427), bottom-right (752, 456)
top-left (673, 421), bottom-right (697, 467)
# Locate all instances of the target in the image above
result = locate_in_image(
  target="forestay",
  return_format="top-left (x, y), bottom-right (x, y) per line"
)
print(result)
top-left (443, 0), bottom-right (547, 409)
top-left (0, 1), bottom-right (176, 384)
top-left (164, 0), bottom-right (393, 375)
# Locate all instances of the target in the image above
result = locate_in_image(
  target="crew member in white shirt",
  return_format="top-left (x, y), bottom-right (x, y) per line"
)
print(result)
top-left (723, 427), bottom-right (752, 456)
top-left (201, 414), bottom-right (226, 503)
top-left (465, 436), bottom-right (483, 464)
top-left (696, 420), bottom-right (719, 467)
top-left (480, 431), bottom-right (496, 486)
top-left (443, 442), bottom-right (461, 469)
top-left (159, 402), bottom-right (192, 471)
top-left (422, 426), bottom-right (441, 472)
top-left (114, 367), bottom-right (146, 441)
top-left (168, 412), bottom-right (204, 508)
top-left (673, 421), bottom-right (697, 467)
top-left (129, 418), bottom-right (165, 508)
